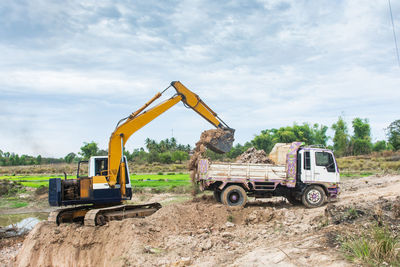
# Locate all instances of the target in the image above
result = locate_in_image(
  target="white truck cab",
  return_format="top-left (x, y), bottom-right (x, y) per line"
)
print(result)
top-left (299, 147), bottom-right (340, 184)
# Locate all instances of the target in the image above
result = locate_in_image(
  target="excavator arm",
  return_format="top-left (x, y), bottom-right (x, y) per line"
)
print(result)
top-left (107, 81), bottom-right (234, 192)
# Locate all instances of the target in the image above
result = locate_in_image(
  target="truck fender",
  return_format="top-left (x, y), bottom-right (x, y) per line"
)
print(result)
top-left (218, 182), bottom-right (250, 191)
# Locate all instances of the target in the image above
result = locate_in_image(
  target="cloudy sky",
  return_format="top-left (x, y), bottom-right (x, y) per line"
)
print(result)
top-left (0, 0), bottom-right (399, 157)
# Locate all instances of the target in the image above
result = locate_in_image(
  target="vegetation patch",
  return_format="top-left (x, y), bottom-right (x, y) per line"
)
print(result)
top-left (339, 225), bottom-right (400, 266)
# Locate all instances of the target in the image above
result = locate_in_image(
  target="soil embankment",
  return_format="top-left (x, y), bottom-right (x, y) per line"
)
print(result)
top-left (13, 174), bottom-right (400, 266)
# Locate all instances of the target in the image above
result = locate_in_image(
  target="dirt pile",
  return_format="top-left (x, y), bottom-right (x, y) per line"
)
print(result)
top-left (0, 180), bottom-right (24, 196)
top-left (236, 147), bottom-right (273, 164)
top-left (14, 201), bottom-right (285, 267)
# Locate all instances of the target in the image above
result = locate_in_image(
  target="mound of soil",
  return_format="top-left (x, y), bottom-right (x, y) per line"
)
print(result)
top-left (0, 180), bottom-right (24, 196)
top-left (14, 201), bottom-right (283, 267)
top-left (236, 147), bottom-right (273, 164)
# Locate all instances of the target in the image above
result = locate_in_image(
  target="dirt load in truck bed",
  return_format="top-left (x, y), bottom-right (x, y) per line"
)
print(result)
top-left (235, 147), bottom-right (273, 164)
top-left (13, 175), bottom-right (400, 267)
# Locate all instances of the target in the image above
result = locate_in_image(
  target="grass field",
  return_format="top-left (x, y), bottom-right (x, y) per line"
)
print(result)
top-left (0, 173), bottom-right (191, 188)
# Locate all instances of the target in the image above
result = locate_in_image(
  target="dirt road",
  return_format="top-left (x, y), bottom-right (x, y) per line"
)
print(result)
top-left (9, 174), bottom-right (400, 266)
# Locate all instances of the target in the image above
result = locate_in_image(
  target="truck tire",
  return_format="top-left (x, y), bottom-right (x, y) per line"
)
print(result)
top-left (221, 185), bottom-right (247, 207)
top-left (286, 193), bottom-right (302, 205)
top-left (213, 190), bottom-right (222, 203)
top-left (301, 185), bottom-right (326, 208)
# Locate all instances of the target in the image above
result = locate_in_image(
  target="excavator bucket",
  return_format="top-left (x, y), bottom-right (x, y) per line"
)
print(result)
top-left (206, 129), bottom-right (235, 154)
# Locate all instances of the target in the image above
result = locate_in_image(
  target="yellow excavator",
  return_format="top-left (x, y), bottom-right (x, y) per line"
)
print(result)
top-left (48, 81), bottom-right (234, 226)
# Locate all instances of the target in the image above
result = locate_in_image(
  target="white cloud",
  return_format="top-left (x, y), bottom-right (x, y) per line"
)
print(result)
top-left (0, 0), bottom-right (399, 157)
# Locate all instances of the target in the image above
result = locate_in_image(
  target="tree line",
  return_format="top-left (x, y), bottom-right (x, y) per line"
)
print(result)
top-left (1, 118), bottom-right (399, 166)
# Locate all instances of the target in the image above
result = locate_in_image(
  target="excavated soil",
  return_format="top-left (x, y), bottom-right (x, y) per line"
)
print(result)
top-left (189, 129), bottom-right (233, 194)
top-left (235, 147), bottom-right (273, 164)
top-left (189, 128), bottom-right (231, 171)
top-left (12, 175), bottom-right (400, 267)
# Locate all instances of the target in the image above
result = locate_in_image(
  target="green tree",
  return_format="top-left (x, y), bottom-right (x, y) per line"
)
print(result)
top-left (350, 118), bottom-right (372, 155)
top-left (79, 141), bottom-right (99, 160)
top-left (36, 155), bottom-right (42, 165)
top-left (146, 151), bottom-right (159, 163)
top-left (64, 152), bottom-right (77, 163)
top-left (352, 118), bottom-right (371, 139)
top-left (386, 120), bottom-right (400, 151)
top-left (373, 140), bottom-right (387, 152)
top-left (172, 150), bottom-right (188, 163)
top-left (312, 123), bottom-right (329, 146)
top-left (97, 149), bottom-right (108, 156)
top-left (251, 123), bottom-right (329, 154)
top-left (226, 142), bottom-right (252, 159)
top-left (159, 152), bottom-right (173, 164)
top-left (332, 116), bottom-right (349, 157)
top-left (251, 129), bottom-right (276, 154)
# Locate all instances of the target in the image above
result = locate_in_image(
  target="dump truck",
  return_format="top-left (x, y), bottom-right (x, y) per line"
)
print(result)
top-left (48, 81), bottom-right (234, 226)
top-left (196, 142), bottom-right (340, 208)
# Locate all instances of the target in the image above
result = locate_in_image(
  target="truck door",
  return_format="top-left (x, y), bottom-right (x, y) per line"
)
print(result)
top-left (313, 151), bottom-right (337, 183)
top-left (300, 150), bottom-right (314, 183)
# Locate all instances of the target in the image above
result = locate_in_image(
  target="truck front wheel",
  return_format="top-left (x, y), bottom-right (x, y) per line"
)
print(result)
top-left (222, 185), bottom-right (247, 207)
top-left (302, 185), bottom-right (326, 208)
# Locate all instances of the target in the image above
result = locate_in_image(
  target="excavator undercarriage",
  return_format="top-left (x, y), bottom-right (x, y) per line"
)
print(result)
top-left (48, 203), bottom-right (162, 226)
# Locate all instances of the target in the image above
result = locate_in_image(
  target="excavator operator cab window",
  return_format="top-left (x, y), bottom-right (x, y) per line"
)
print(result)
top-left (94, 158), bottom-right (108, 176)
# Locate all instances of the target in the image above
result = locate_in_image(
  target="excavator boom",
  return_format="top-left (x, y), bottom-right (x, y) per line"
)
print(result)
top-left (108, 81), bottom-right (234, 187)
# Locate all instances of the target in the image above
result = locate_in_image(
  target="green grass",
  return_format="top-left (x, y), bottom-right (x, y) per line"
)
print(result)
top-left (131, 173), bottom-right (189, 181)
top-left (20, 181), bottom-right (50, 188)
top-left (0, 199), bottom-right (29, 209)
top-left (0, 175), bottom-right (75, 181)
top-left (131, 180), bottom-right (190, 187)
top-left (340, 172), bottom-right (375, 178)
top-left (0, 174), bottom-right (191, 188)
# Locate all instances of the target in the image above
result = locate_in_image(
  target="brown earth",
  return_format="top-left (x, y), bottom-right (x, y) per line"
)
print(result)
top-left (11, 174), bottom-right (400, 267)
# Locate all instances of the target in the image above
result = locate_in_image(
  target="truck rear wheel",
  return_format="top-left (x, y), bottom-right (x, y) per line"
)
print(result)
top-left (222, 185), bottom-right (247, 207)
top-left (213, 190), bottom-right (222, 203)
top-left (302, 185), bottom-right (326, 208)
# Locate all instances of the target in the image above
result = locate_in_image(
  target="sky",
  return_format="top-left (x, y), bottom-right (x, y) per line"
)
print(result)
top-left (0, 0), bottom-right (399, 157)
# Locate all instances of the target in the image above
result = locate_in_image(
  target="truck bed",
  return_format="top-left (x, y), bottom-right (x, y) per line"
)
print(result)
top-left (198, 160), bottom-right (286, 182)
